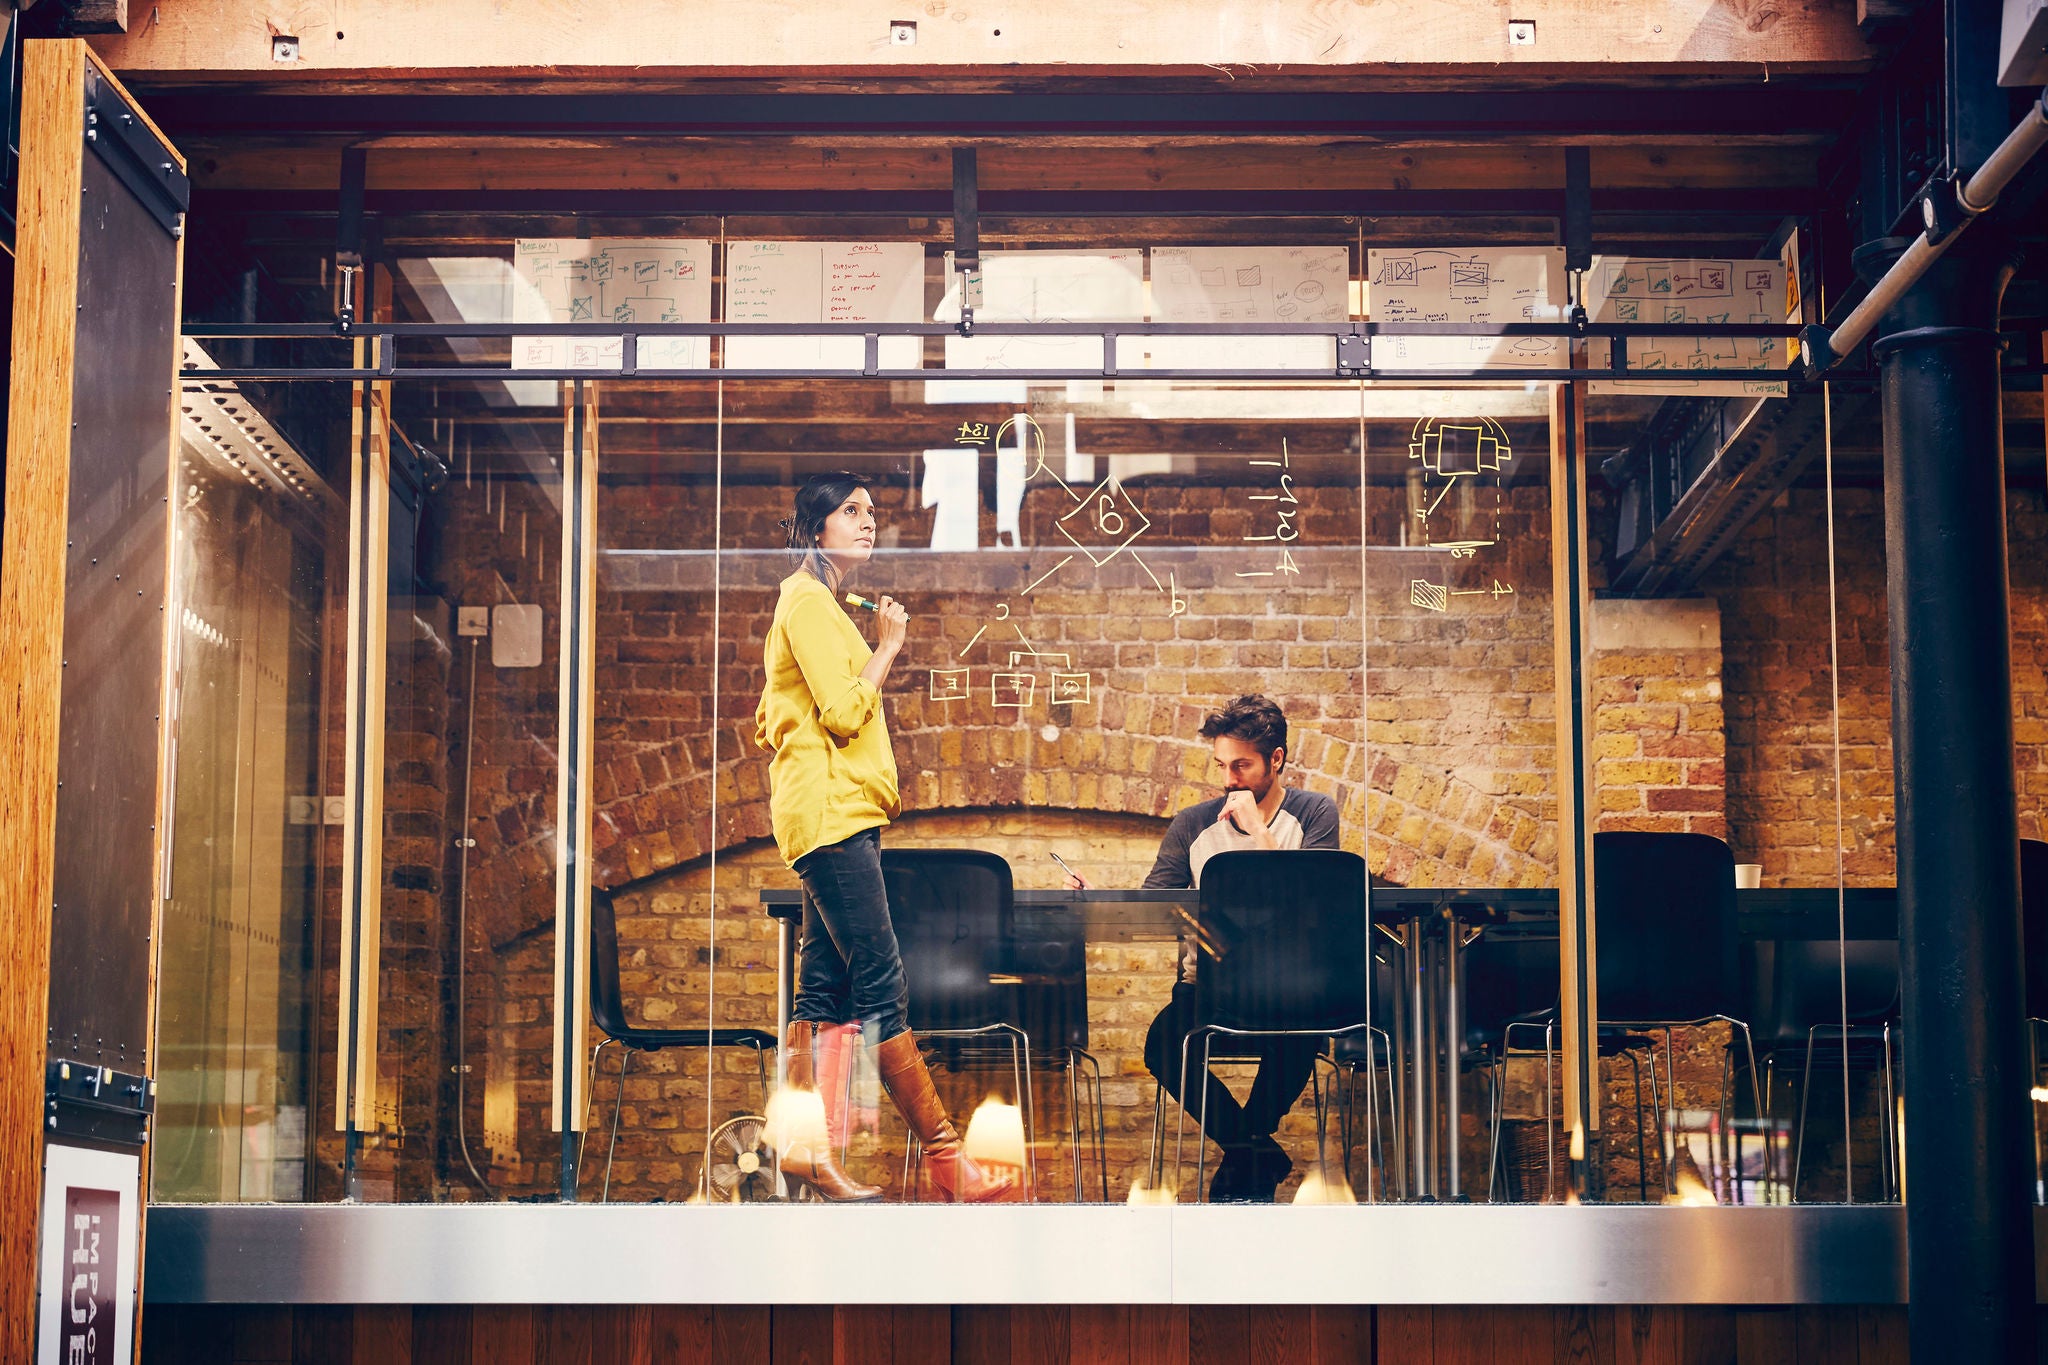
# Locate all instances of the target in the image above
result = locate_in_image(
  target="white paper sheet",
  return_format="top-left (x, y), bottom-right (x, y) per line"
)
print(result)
top-left (1584, 255), bottom-right (1792, 396)
top-left (1138, 245), bottom-right (1347, 370)
top-left (1366, 247), bottom-right (1566, 371)
top-left (511, 238), bottom-right (713, 370)
top-left (938, 250), bottom-right (1143, 372)
top-left (724, 241), bottom-right (925, 370)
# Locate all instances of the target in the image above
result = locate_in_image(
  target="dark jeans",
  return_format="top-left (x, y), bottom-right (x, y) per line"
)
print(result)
top-left (791, 827), bottom-right (909, 1042)
top-left (1143, 982), bottom-right (1319, 1151)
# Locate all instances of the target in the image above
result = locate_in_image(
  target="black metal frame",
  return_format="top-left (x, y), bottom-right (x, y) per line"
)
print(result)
top-left (187, 317), bottom-right (1820, 385)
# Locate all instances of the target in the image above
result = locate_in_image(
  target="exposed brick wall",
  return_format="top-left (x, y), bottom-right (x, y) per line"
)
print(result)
top-left (1589, 599), bottom-right (1727, 837)
top-left (1698, 487), bottom-right (1897, 885)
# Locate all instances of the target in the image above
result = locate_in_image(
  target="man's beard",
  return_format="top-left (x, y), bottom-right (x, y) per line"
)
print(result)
top-left (1225, 773), bottom-right (1274, 805)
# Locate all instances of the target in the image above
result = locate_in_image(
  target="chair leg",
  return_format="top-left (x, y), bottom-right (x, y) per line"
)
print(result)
top-left (579, 1038), bottom-right (612, 1180)
top-left (1148, 1078), bottom-right (1168, 1191)
top-left (1628, 1049), bottom-right (1648, 1203)
top-left (1793, 1027), bottom-right (1818, 1202)
top-left (1880, 1024), bottom-right (1898, 1202)
top-left (1067, 1055), bottom-right (1082, 1203)
top-left (1008, 1030), bottom-right (1035, 1201)
top-left (1660, 1027), bottom-right (1679, 1200)
top-left (602, 1046), bottom-right (633, 1204)
top-left (1544, 1024), bottom-right (1557, 1202)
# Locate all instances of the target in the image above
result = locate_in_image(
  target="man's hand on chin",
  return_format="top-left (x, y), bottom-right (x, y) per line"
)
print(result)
top-left (1219, 789), bottom-right (1277, 848)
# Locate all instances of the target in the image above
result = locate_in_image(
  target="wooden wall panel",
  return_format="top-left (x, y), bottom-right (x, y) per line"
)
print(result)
top-left (0, 36), bottom-right (89, 1360)
top-left (138, 1302), bottom-right (1934, 1365)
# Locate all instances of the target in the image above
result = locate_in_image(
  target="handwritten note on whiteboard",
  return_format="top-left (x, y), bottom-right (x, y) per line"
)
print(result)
top-left (724, 241), bottom-right (925, 370)
top-left (512, 239), bottom-right (713, 370)
top-left (1583, 255), bottom-right (1791, 396)
top-left (1366, 247), bottom-right (1566, 371)
top-left (938, 250), bottom-right (1143, 372)
top-left (1135, 245), bottom-right (1348, 371)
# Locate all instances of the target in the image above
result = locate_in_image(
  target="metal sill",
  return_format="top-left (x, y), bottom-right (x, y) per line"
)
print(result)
top-left (143, 1202), bottom-right (1925, 1306)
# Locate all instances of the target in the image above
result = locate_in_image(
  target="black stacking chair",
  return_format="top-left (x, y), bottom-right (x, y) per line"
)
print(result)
top-left (1739, 938), bottom-right (1900, 1201)
top-left (1005, 913), bottom-right (1111, 1201)
top-left (1480, 834), bottom-right (1760, 1202)
top-left (1327, 946), bottom-right (1402, 1200)
top-left (1590, 831), bottom-right (1762, 1201)
top-left (882, 849), bottom-right (1038, 1197)
top-left (1156, 849), bottom-right (1375, 1201)
top-left (1468, 931), bottom-right (1567, 1201)
top-left (1472, 931), bottom-right (1664, 1202)
top-left (585, 887), bottom-right (777, 1201)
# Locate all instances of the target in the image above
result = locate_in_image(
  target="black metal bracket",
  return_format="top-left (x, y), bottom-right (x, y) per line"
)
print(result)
top-left (1918, 171), bottom-right (1974, 248)
top-left (1563, 147), bottom-right (1592, 273)
top-left (335, 145), bottom-right (368, 335)
top-left (81, 63), bottom-right (187, 238)
top-left (46, 1058), bottom-right (154, 1148)
top-left (1336, 331), bottom-right (1370, 376)
top-left (952, 147), bottom-right (979, 335)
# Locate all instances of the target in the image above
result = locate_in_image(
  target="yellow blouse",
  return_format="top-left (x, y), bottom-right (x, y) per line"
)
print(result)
top-left (753, 571), bottom-right (902, 866)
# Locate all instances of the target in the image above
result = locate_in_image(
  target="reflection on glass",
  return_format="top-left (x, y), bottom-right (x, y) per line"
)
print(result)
top-left (153, 389), bottom-right (343, 1202)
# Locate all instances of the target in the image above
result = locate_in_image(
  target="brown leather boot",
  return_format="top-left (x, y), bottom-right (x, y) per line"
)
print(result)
top-left (874, 1030), bottom-right (1020, 1203)
top-left (777, 1022), bottom-right (881, 1201)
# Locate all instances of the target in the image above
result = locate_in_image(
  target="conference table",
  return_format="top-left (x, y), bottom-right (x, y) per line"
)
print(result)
top-left (758, 884), bottom-right (1899, 1200)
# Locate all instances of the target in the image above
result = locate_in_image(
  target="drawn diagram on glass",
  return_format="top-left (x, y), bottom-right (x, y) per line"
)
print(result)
top-left (1238, 439), bottom-right (1304, 579)
top-left (929, 667), bottom-right (972, 703)
top-left (1408, 415), bottom-right (1513, 553)
top-left (946, 413), bottom-right (1173, 716)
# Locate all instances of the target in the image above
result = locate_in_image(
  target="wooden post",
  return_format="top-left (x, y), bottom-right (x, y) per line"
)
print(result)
top-left (0, 38), bottom-right (91, 1354)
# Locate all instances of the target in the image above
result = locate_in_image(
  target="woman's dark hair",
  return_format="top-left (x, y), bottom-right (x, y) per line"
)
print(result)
top-left (781, 470), bottom-right (874, 580)
top-left (1198, 694), bottom-right (1289, 762)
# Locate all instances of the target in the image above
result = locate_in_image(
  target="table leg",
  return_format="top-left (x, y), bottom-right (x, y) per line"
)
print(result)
top-left (1444, 909), bottom-right (1461, 1200)
top-left (1406, 920), bottom-right (1431, 1198)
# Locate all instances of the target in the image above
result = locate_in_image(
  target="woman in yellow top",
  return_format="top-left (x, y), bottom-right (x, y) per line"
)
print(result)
top-left (754, 471), bottom-right (1014, 1203)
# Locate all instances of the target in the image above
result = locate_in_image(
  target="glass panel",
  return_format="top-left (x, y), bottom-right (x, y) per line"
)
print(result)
top-left (1361, 383), bottom-right (1560, 1203)
top-left (1583, 363), bottom-right (1877, 1203)
top-left (353, 364), bottom-right (567, 1202)
top-left (151, 380), bottom-right (349, 1202)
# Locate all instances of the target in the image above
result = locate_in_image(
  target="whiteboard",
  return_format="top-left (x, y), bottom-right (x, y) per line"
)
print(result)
top-left (1366, 247), bottom-right (1566, 371)
top-left (724, 241), bottom-right (925, 371)
top-left (1584, 255), bottom-right (1792, 396)
top-left (511, 238), bottom-right (713, 371)
top-left (1136, 245), bottom-right (1347, 370)
top-left (939, 250), bottom-right (1143, 372)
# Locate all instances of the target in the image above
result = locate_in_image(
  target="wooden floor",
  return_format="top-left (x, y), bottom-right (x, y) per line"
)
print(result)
top-left (141, 1303), bottom-right (1916, 1364)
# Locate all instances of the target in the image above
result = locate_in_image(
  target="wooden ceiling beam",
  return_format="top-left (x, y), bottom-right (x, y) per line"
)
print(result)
top-left (90, 0), bottom-right (1875, 88)
top-left (184, 139), bottom-right (1822, 196)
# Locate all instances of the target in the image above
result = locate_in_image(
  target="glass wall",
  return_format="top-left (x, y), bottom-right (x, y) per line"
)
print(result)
top-left (153, 374), bottom-right (347, 1202)
top-left (163, 208), bottom-right (1964, 1212)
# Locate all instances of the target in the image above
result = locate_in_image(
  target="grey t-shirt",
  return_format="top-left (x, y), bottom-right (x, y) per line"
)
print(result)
top-left (1141, 787), bottom-right (1342, 980)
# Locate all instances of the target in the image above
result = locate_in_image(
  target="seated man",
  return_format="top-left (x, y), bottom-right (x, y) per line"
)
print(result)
top-left (1068, 694), bottom-right (1340, 1200)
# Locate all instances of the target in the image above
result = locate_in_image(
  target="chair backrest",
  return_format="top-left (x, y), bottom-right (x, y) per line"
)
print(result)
top-left (587, 887), bottom-right (633, 1040)
top-left (881, 849), bottom-right (1017, 1035)
top-left (1004, 914), bottom-right (1090, 1054)
top-left (1461, 933), bottom-right (1561, 1048)
top-left (1748, 938), bottom-right (1900, 1049)
top-left (2024, 839), bottom-right (2048, 1020)
top-left (1193, 849), bottom-right (1370, 1034)
top-left (1591, 831), bottom-right (1739, 1023)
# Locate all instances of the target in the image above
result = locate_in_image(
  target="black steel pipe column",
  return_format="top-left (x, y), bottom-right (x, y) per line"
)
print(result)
top-left (1863, 236), bottom-right (2032, 1360)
